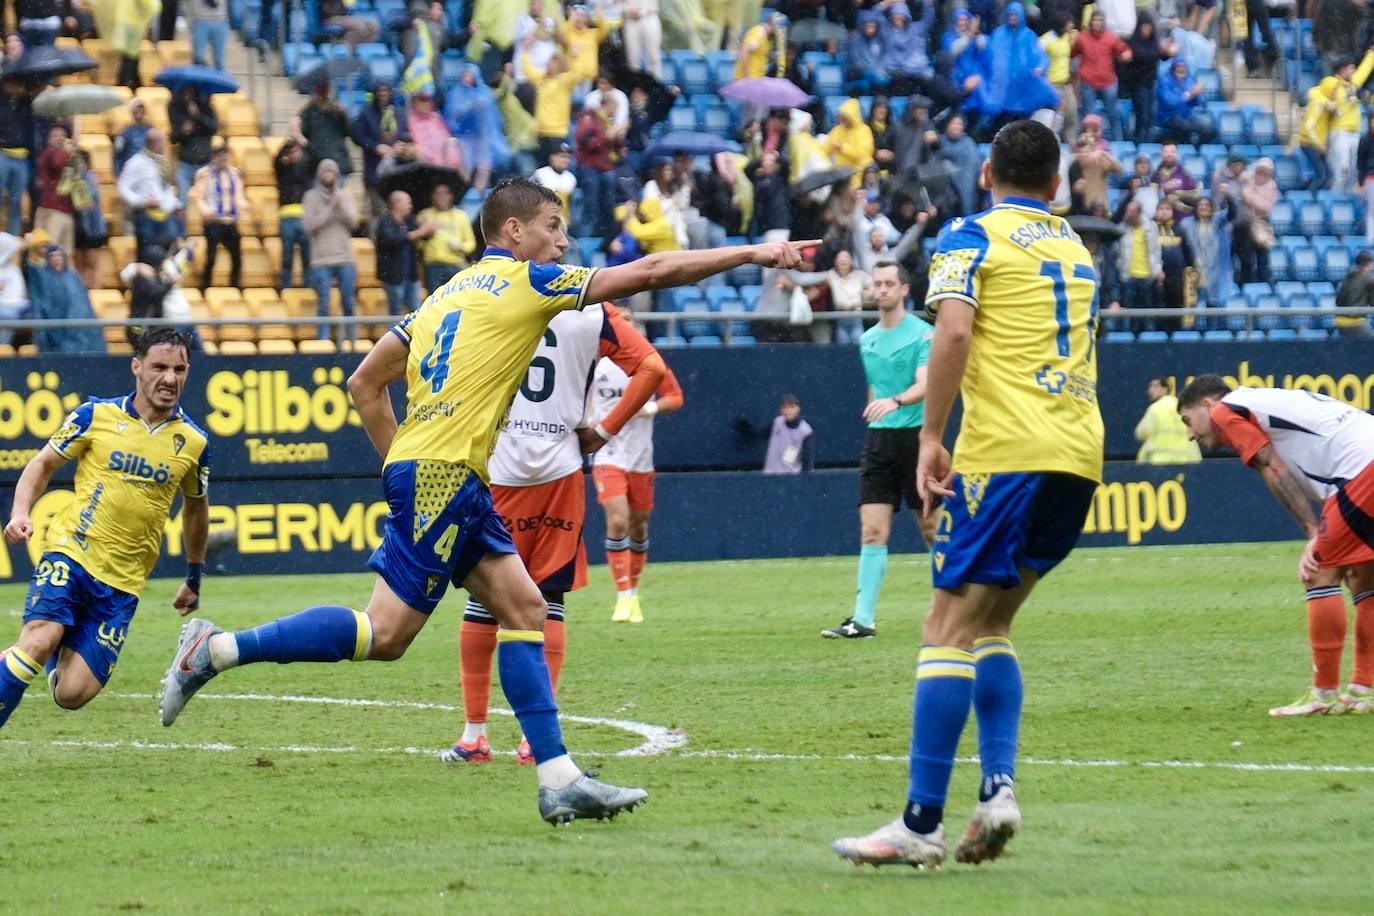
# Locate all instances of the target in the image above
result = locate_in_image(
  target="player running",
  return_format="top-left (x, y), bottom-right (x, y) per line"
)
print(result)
top-left (591, 354), bottom-right (683, 624)
top-left (822, 261), bottom-right (936, 640)
top-left (443, 301), bottom-right (668, 764)
top-left (157, 176), bottom-right (815, 825)
top-left (1177, 376), bottom-right (1374, 717)
top-left (1, 328), bottom-right (210, 729)
top-left (832, 120), bottom-right (1104, 869)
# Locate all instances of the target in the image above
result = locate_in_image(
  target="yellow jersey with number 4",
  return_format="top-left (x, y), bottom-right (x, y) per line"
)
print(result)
top-left (924, 196), bottom-right (1104, 483)
top-left (385, 246), bottom-right (597, 483)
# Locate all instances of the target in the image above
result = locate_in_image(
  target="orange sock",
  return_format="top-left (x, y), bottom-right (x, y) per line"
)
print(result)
top-left (1307, 587), bottom-right (1347, 691)
top-left (628, 538), bottom-right (648, 590)
top-left (459, 619), bottom-right (499, 724)
top-left (606, 537), bottom-right (632, 592)
top-left (544, 618), bottom-right (567, 694)
top-left (1352, 589), bottom-right (1374, 688)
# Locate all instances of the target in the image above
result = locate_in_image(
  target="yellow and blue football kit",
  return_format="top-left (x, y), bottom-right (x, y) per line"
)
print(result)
top-left (368, 246), bottom-right (598, 612)
top-left (924, 196), bottom-right (1105, 590)
top-left (25, 394), bottom-right (210, 684)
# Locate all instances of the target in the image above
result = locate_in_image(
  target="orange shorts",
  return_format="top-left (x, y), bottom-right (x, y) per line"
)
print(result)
top-left (490, 472), bottom-right (587, 592)
top-left (1315, 459), bottom-right (1374, 569)
top-left (592, 466), bottom-right (655, 511)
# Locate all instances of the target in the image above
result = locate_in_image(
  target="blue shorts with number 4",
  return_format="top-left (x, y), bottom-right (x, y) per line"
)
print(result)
top-left (932, 472), bottom-right (1098, 590)
top-left (366, 460), bottom-right (518, 614)
top-left (24, 553), bottom-right (139, 685)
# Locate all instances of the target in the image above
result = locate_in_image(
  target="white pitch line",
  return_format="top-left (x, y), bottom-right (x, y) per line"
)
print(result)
top-left (106, 691), bottom-right (686, 757)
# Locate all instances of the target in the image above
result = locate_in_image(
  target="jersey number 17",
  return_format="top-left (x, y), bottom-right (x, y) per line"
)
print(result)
top-left (1038, 262), bottom-right (1099, 361)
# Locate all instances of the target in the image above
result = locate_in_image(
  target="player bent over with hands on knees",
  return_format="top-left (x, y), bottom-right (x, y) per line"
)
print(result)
top-left (832, 120), bottom-right (1105, 870)
top-left (1177, 374), bottom-right (1374, 717)
top-left (2, 327), bottom-right (210, 730)
top-left (156, 176), bottom-right (818, 825)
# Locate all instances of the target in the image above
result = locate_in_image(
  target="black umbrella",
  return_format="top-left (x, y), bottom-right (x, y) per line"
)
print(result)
top-left (790, 166), bottom-right (855, 196)
top-left (916, 159), bottom-right (961, 183)
top-left (1069, 215), bottom-right (1126, 241)
top-left (378, 161), bottom-right (469, 210)
top-left (2, 45), bottom-right (97, 82)
top-left (788, 19), bottom-right (848, 45)
top-left (293, 58), bottom-right (371, 93)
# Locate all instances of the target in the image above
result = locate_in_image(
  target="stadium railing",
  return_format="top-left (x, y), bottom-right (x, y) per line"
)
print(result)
top-left (4, 306), bottom-right (1374, 351)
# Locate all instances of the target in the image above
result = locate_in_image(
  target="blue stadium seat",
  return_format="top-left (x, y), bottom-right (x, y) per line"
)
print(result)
top-left (1298, 201), bottom-right (1326, 236)
top-left (1216, 111), bottom-right (1246, 145)
top-left (1254, 293), bottom-right (1283, 329)
top-left (813, 63), bottom-right (843, 97)
top-left (668, 106), bottom-right (699, 131)
top-left (1203, 329), bottom-right (1235, 341)
top-left (1324, 245), bottom-right (1352, 282)
top-left (1285, 189), bottom-right (1315, 205)
top-left (705, 286), bottom-right (737, 309)
top-left (1137, 330), bottom-right (1170, 343)
top-left (1241, 282), bottom-right (1273, 303)
top-left (709, 56), bottom-right (735, 89)
top-left (702, 105), bottom-right (733, 134)
top-left (1274, 280), bottom-right (1306, 305)
top-left (1286, 292), bottom-right (1317, 328)
top-left (1273, 155), bottom-right (1303, 191)
top-left (679, 60), bottom-right (711, 95)
top-left (737, 284), bottom-right (762, 309)
top-left (1196, 69), bottom-right (1222, 102)
top-left (1328, 197), bottom-right (1359, 236)
top-left (1104, 331), bottom-right (1135, 343)
top-left (652, 335), bottom-right (688, 347)
top-left (1298, 327), bottom-right (1331, 340)
top-left (441, 52), bottom-right (466, 86)
top-left (1182, 153), bottom-right (1208, 181)
top-left (800, 50), bottom-right (834, 72)
top-left (688, 335), bottom-right (723, 346)
top-left (1267, 246), bottom-right (1291, 281)
top-left (823, 95), bottom-right (846, 125)
top-left (1110, 140), bottom-right (1136, 162)
top-left (1269, 199), bottom-right (1296, 236)
top-left (1266, 328), bottom-right (1298, 340)
top-left (729, 264), bottom-right (763, 287)
top-left (1286, 243), bottom-right (1319, 280)
top-left (1172, 330), bottom-right (1202, 342)
top-left (368, 56), bottom-right (399, 85)
top-left (1223, 294), bottom-right (1252, 331)
top-left (1248, 111), bottom-right (1278, 146)
top-left (732, 335), bottom-right (758, 346)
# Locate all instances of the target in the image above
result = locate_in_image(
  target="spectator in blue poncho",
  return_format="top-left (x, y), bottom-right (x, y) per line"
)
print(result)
top-left (443, 63), bottom-right (511, 196)
top-left (1156, 59), bottom-right (1217, 146)
top-left (881, 0), bottom-right (959, 114)
top-left (974, 3), bottom-right (1059, 139)
top-left (28, 245), bottom-right (104, 353)
top-left (941, 9), bottom-right (990, 120)
top-left (845, 10), bottom-right (888, 94)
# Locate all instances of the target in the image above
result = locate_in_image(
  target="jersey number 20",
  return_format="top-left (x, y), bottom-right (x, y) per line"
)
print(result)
top-left (1039, 262), bottom-right (1099, 360)
top-left (418, 310), bottom-right (464, 393)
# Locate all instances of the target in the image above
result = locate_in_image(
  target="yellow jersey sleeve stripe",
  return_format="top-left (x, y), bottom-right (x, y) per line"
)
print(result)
top-left (496, 629), bottom-right (547, 644)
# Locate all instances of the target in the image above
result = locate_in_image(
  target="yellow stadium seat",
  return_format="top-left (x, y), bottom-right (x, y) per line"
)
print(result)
top-left (246, 187), bottom-right (279, 237)
top-left (282, 288), bottom-right (319, 340)
top-left (258, 338), bottom-right (296, 354)
top-left (217, 299), bottom-right (258, 342)
top-left (245, 288), bottom-right (293, 340)
top-left (213, 95), bottom-right (260, 138)
top-left (158, 40), bottom-right (193, 68)
top-left (17, 344), bottom-right (39, 356)
top-left (240, 240), bottom-right (274, 288)
top-left (242, 147), bottom-right (274, 189)
top-left (217, 340), bottom-right (258, 355)
top-left (204, 287), bottom-right (242, 314)
top-left (106, 103), bottom-right (133, 137)
top-left (262, 235), bottom-right (283, 274)
top-left (263, 135), bottom-right (287, 160)
top-left (74, 114), bottom-right (105, 138)
top-left (0, 344), bottom-right (15, 358)
top-left (190, 302), bottom-right (216, 344)
top-left (351, 237), bottom-right (377, 288)
top-left (357, 287), bottom-right (391, 340)
top-left (79, 135), bottom-right (113, 184)
top-left (100, 187), bottom-right (123, 232)
top-left (87, 249), bottom-right (116, 289)
top-left (108, 237), bottom-right (137, 271)
top-left (107, 341), bottom-right (134, 355)
top-left (184, 206), bottom-right (203, 237)
top-left (297, 339), bottom-right (338, 354)
top-left (90, 288), bottom-right (127, 319)
top-left (199, 340), bottom-right (219, 354)
top-left (104, 324), bottom-right (131, 347)
top-left (342, 338), bottom-right (373, 353)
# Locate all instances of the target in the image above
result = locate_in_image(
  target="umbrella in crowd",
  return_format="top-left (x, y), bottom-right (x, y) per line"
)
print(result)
top-left (643, 130), bottom-right (741, 161)
top-left (32, 84), bottom-right (124, 118)
top-left (2, 45), bottom-right (96, 81)
top-left (719, 77), bottom-right (810, 109)
top-left (378, 162), bottom-right (469, 210)
top-left (1069, 215), bottom-right (1126, 241)
top-left (154, 65), bottom-right (240, 96)
top-left (916, 159), bottom-right (960, 184)
top-left (293, 58), bottom-right (370, 93)
top-left (790, 166), bottom-right (855, 197)
top-left (787, 19), bottom-right (847, 45)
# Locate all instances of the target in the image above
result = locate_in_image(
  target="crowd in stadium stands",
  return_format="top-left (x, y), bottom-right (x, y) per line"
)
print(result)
top-left (1, 0), bottom-right (1374, 352)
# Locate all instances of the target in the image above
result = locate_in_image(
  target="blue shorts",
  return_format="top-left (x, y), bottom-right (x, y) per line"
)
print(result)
top-left (23, 553), bottom-right (139, 685)
top-left (366, 460), bottom-right (518, 614)
top-left (932, 472), bottom-right (1098, 590)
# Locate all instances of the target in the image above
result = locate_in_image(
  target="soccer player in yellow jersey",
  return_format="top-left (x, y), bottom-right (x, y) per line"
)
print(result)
top-left (833, 121), bottom-right (1105, 869)
top-left (1, 328), bottom-right (210, 730)
top-left (159, 177), bottom-right (814, 825)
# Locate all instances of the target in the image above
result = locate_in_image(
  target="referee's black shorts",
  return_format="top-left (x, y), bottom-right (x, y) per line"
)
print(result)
top-left (858, 427), bottom-right (923, 511)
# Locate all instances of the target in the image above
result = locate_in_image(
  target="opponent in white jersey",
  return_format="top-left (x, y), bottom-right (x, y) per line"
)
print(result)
top-left (590, 356), bottom-right (684, 623)
top-left (444, 302), bottom-right (668, 764)
top-left (1179, 375), bottom-right (1374, 717)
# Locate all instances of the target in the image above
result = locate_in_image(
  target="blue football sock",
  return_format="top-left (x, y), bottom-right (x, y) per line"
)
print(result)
top-left (851, 544), bottom-right (889, 629)
top-left (907, 646), bottom-right (976, 817)
top-left (973, 637), bottom-right (1023, 800)
top-left (0, 647), bottom-right (40, 730)
top-left (497, 632), bottom-right (566, 764)
top-left (233, 606), bottom-right (372, 665)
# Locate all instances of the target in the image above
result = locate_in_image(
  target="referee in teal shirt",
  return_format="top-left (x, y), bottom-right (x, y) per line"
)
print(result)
top-left (822, 261), bottom-right (936, 640)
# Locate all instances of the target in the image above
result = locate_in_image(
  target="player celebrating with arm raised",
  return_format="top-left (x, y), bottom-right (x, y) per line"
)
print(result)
top-left (158, 176), bottom-right (815, 825)
top-left (444, 302), bottom-right (669, 765)
top-left (593, 354), bottom-right (684, 624)
top-left (833, 120), bottom-right (1104, 869)
top-left (1, 328), bottom-right (210, 730)
top-left (1178, 375), bottom-right (1374, 717)
top-left (822, 261), bottom-right (936, 640)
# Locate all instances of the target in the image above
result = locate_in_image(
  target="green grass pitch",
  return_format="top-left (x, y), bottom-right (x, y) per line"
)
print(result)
top-left (3, 542), bottom-right (1373, 914)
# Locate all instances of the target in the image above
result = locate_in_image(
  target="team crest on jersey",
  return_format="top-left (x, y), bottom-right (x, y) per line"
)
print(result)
top-left (173, 434), bottom-right (186, 455)
top-left (928, 249), bottom-right (978, 297)
top-left (117, 420), bottom-right (129, 433)
top-left (425, 574), bottom-right (443, 595)
top-left (962, 474), bottom-right (990, 517)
